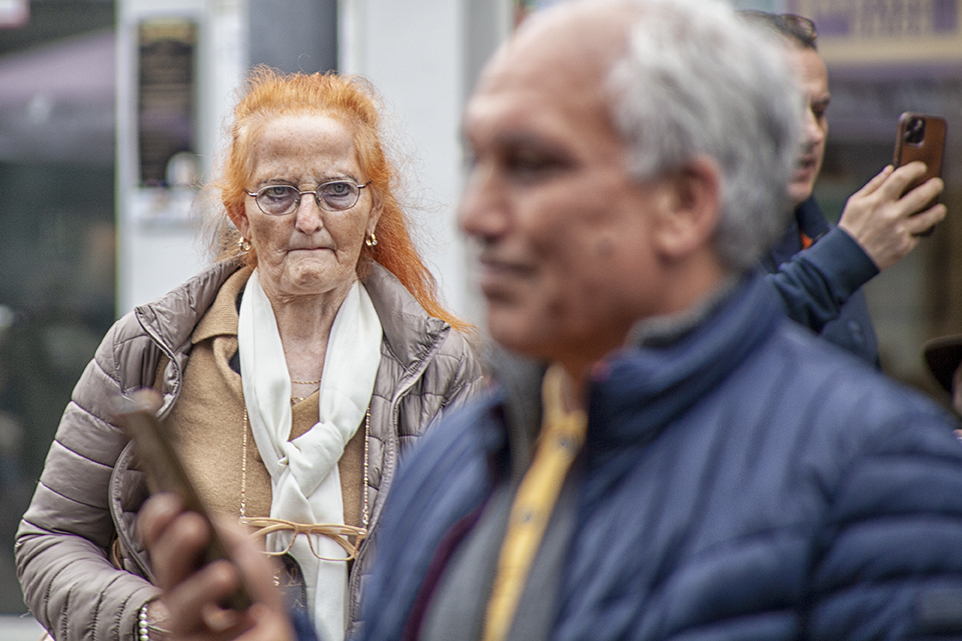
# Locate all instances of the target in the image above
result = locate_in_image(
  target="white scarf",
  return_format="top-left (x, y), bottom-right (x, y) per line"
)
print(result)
top-left (238, 270), bottom-right (382, 641)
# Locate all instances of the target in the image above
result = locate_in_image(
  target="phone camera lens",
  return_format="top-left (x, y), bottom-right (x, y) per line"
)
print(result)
top-left (905, 117), bottom-right (926, 145)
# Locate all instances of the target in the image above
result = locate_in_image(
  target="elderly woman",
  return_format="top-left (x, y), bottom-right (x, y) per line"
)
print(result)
top-left (15, 68), bottom-right (483, 641)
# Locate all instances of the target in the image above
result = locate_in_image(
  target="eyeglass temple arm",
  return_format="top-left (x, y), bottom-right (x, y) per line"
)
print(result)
top-left (242, 517), bottom-right (367, 553)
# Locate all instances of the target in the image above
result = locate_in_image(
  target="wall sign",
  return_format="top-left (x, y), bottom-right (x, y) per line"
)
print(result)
top-left (138, 18), bottom-right (197, 187)
top-left (788, 0), bottom-right (962, 64)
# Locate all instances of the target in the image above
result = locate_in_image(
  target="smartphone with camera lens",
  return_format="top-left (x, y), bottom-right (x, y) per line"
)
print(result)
top-left (893, 112), bottom-right (946, 195)
top-left (112, 389), bottom-right (252, 611)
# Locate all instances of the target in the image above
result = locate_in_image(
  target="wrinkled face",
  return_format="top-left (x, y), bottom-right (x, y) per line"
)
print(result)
top-left (786, 46), bottom-right (830, 207)
top-left (235, 114), bottom-right (379, 302)
top-left (459, 9), bottom-right (673, 371)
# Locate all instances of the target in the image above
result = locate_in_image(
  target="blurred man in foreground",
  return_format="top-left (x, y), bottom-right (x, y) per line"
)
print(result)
top-left (746, 10), bottom-right (946, 366)
top-left (141, 1), bottom-right (962, 639)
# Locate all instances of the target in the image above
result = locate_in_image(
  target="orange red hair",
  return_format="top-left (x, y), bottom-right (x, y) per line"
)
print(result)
top-left (213, 66), bottom-right (470, 334)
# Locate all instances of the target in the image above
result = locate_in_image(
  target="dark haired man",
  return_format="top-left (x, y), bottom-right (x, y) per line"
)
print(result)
top-left (745, 11), bottom-right (946, 365)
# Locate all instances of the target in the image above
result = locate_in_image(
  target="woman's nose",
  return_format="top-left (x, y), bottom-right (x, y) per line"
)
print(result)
top-left (294, 194), bottom-right (324, 233)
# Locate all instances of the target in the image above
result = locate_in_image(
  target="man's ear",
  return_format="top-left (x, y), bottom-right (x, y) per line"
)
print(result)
top-left (652, 155), bottom-right (722, 260)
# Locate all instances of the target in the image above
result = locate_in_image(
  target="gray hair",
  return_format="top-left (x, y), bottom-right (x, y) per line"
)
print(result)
top-left (602, 0), bottom-right (802, 271)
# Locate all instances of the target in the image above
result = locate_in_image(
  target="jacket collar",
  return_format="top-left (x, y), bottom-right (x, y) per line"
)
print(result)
top-left (134, 260), bottom-right (449, 375)
top-left (484, 344), bottom-right (547, 479)
top-left (763, 196), bottom-right (829, 269)
top-left (134, 258), bottom-right (243, 355)
top-left (486, 274), bottom-right (782, 472)
top-left (794, 196), bottom-right (830, 240)
top-left (190, 264), bottom-right (253, 344)
top-left (364, 262), bottom-right (449, 371)
top-left (586, 272), bottom-right (783, 450)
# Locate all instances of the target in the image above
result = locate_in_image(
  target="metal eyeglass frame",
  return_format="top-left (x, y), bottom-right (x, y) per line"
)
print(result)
top-left (246, 180), bottom-right (372, 216)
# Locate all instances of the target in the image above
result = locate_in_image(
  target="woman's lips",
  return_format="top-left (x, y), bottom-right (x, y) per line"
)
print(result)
top-left (290, 245), bottom-right (333, 252)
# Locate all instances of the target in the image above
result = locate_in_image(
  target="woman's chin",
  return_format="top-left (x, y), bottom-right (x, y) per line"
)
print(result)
top-left (257, 252), bottom-right (358, 297)
top-left (282, 265), bottom-right (356, 298)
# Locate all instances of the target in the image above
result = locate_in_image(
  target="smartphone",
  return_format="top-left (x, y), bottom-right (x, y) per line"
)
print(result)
top-left (112, 389), bottom-right (252, 611)
top-left (893, 112), bottom-right (946, 194)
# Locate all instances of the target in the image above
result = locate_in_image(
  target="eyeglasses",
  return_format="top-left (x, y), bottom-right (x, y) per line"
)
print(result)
top-left (242, 516), bottom-right (367, 562)
top-left (739, 11), bottom-right (817, 48)
top-left (246, 180), bottom-right (371, 216)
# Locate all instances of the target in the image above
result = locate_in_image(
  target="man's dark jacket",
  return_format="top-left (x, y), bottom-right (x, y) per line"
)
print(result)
top-left (357, 273), bottom-right (962, 641)
top-left (762, 196), bottom-right (880, 366)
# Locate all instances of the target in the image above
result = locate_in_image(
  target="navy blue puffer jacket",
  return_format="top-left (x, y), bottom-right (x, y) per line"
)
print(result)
top-left (359, 274), bottom-right (962, 641)
top-left (762, 196), bottom-right (880, 367)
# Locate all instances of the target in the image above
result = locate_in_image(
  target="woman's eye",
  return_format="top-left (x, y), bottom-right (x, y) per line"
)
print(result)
top-left (263, 186), bottom-right (293, 200)
top-left (326, 182), bottom-right (350, 196)
top-left (318, 182), bottom-right (361, 209)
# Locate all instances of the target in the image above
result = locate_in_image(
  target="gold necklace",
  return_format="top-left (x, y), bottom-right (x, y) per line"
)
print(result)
top-left (290, 380), bottom-right (321, 406)
top-left (240, 407), bottom-right (371, 529)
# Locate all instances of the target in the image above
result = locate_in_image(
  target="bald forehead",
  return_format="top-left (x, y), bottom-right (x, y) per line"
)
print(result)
top-left (478, 1), bottom-right (637, 96)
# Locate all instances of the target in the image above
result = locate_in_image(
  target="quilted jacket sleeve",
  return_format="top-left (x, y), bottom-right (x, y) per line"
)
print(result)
top-left (432, 329), bottom-right (485, 422)
top-left (806, 401), bottom-right (962, 639)
top-left (15, 319), bottom-right (161, 641)
top-left (764, 227), bottom-right (879, 333)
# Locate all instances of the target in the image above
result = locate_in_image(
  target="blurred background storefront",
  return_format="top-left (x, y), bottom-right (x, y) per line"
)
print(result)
top-left (0, 0), bottom-right (960, 634)
top-left (0, 0), bottom-right (117, 628)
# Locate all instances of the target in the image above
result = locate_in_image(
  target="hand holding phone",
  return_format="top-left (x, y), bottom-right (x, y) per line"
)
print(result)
top-left (139, 494), bottom-right (294, 641)
top-left (112, 389), bottom-right (252, 611)
top-left (837, 114), bottom-right (948, 268)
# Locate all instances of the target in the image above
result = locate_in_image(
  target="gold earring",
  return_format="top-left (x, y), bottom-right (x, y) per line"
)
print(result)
top-left (365, 231), bottom-right (378, 247)
top-left (238, 236), bottom-right (252, 252)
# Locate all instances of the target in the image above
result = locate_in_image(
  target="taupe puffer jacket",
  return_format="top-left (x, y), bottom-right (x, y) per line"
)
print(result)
top-left (15, 259), bottom-right (484, 641)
